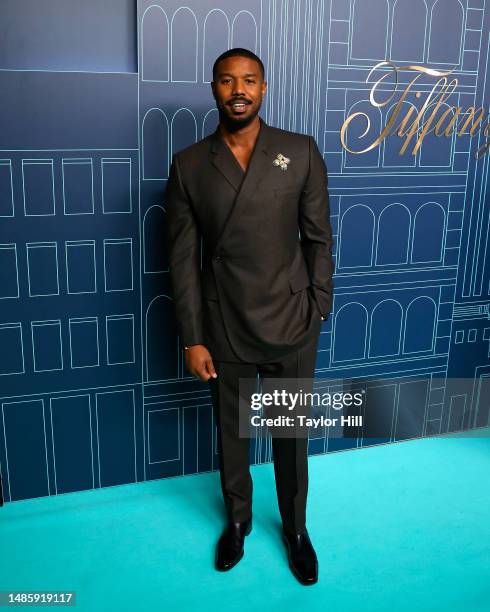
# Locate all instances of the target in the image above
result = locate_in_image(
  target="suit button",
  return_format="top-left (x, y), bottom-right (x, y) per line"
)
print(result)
top-left (213, 255), bottom-right (222, 262)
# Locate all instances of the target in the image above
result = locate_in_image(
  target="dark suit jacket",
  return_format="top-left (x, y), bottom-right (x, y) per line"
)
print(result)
top-left (165, 116), bottom-right (335, 364)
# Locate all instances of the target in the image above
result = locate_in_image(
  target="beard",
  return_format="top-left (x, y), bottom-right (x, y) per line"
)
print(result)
top-left (217, 100), bottom-right (262, 131)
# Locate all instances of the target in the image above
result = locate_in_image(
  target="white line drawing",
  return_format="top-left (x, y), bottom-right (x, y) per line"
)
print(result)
top-left (202, 9), bottom-right (230, 83)
top-left (22, 159), bottom-right (56, 216)
top-left (1, 398), bottom-right (49, 501)
top-left (0, 160), bottom-right (14, 216)
top-left (31, 320), bottom-right (63, 372)
top-left (49, 395), bottom-right (94, 494)
top-left (69, 318), bottom-right (100, 369)
top-left (0, 244), bottom-right (20, 299)
top-left (62, 158), bottom-right (95, 215)
top-left (0, 0), bottom-right (488, 503)
top-left (103, 238), bottom-right (134, 292)
top-left (65, 240), bottom-right (97, 294)
top-left (95, 389), bottom-right (137, 487)
top-left (26, 242), bottom-right (60, 297)
top-left (142, 108), bottom-right (169, 180)
top-left (101, 158), bottom-right (132, 214)
top-left (141, 5), bottom-right (170, 82)
top-left (143, 204), bottom-right (168, 273)
top-left (147, 405), bottom-right (180, 463)
top-left (0, 323), bottom-right (25, 376)
top-left (170, 7), bottom-right (198, 83)
top-left (106, 314), bottom-right (135, 365)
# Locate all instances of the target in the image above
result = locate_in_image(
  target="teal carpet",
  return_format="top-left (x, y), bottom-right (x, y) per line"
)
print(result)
top-left (1, 429), bottom-right (489, 611)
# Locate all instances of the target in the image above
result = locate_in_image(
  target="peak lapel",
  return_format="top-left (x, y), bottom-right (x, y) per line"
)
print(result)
top-left (213, 117), bottom-right (273, 252)
top-left (210, 128), bottom-right (244, 193)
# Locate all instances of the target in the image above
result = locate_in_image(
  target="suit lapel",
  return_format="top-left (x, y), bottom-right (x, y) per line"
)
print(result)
top-left (210, 129), bottom-right (245, 193)
top-left (210, 116), bottom-right (274, 252)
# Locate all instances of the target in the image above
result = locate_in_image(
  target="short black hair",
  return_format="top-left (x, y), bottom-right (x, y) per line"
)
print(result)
top-left (212, 47), bottom-right (265, 81)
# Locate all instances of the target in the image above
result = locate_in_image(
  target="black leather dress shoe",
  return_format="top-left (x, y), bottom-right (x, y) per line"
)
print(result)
top-left (282, 528), bottom-right (318, 585)
top-left (215, 518), bottom-right (253, 571)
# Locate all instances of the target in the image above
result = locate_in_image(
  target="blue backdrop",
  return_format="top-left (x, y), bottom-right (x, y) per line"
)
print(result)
top-left (0, 0), bottom-right (489, 502)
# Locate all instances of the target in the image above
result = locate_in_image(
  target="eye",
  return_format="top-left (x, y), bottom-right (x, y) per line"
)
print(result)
top-left (246, 79), bottom-right (255, 84)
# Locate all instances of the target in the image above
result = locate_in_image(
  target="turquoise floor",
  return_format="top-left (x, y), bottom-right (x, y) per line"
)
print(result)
top-left (1, 429), bottom-right (489, 612)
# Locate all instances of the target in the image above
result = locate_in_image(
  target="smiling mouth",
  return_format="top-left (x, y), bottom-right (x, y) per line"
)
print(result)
top-left (229, 100), bottom-right (250, 111)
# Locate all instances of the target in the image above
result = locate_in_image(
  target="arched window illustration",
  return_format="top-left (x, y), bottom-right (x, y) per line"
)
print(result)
top-left (390, 0), bottom-right (427, 63)
top-left (428, 0), bottom-right (463, 66)
top-left (383, 101), bottom-right (418, 168)
top-left (333, 303), bottom-right (368, 362)
top-left (231, 11), bottom-right (258, 53)
top-left (351, 0), bottom-right (389, 61)
top-left (338, 204), bottom-right (375, 268)
top-left (171, 108), bottom-right (197, 157)
top-left (376, 203), bottom-right (411, 265)
top-left (146, 295), bottom-right (179, 381)
top-left (411, 202), bottom-right (445, 264)
top-left (369, 300), bottom-right (403, 357)
top-left (141, 5), bottom-right (169, 82)
top-left (144, 205), bottom-right (168, 273)
top-left (403, 296), bottom-right (436, 353)
top-left (344, 100), bottom-right (382, 168)
top-left (419, 103), bottom-right (453, 167)
top-left (203, 9), bottom-right (230, 83)
top-left (202, 108), bottom-right (219, 139)
top-left (142, 108), bottom-right (169, 180)
top-left (171, 7), bottom-right (198, 82)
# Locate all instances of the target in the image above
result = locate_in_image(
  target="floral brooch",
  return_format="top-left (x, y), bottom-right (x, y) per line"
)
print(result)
top-left (272, 153), bottom-right (290, 171)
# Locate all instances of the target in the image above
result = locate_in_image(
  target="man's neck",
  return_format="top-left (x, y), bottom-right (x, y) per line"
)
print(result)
top-left (218, 116), bottom-right (261, 147)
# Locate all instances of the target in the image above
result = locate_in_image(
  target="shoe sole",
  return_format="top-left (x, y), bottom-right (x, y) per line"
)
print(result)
top-left (215, 521), bottom-right (252, 572)
top-left (282, 533), bottom-right (318, 586)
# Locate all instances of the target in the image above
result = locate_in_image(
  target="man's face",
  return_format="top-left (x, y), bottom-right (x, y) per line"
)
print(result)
top-left (212, 56), bottom-right (266, 127)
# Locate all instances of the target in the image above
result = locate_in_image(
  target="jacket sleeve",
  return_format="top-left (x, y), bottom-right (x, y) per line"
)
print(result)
top-left (299, 135), bottom-right (335, 319)
top-left (165, 153), bottom-right (204, 347)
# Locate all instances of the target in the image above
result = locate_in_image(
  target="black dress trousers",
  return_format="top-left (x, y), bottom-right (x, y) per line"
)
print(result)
top-left (208, 331), bottom-right (320, 535)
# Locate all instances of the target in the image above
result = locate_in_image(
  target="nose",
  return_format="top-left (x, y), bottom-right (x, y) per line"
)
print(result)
top-left (232, 80), bottom-right (245, 96)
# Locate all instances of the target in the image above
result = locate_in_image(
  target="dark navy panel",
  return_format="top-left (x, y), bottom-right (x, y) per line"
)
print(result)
top-left (0, 0), bottom-right (489, 503)
top-left (361, 384), bottom-right (397, 442)
top-left (69, 318), bottom-right (99, 368)
top-left (148, 404), bottom-right (180, 463)
top-left (62, 160), bottom-right (94, 215)
top-left (0, 245), bottom-right (19, 298)
top-left (96, 390), bottom-right (136, 488)
top-left (103, 240), bottom-right (133, 292)
top-left (31, 321), bottom-right (63, 372)
top-left (22, 161), bottom-right (55, 216)
top-left (0, 323), bottom-right (24, 376)
top-left (102, 160), bottom-right (132, 213)
top-left (50, 395), bottom-right (94, 494)
top-left (26, 243), bottom-right (59, 296)
top-left (396, 380), bottom-right (430, 440)
top-left (0, 71), bottom-right (138, 150)
top-left (183, 406), bottom-right (198, 474)
top-left (65, 242), bottom-right (96, 294)
top-left (0, 161), bottom-right (14, 216)
top-left (106, 315), bottom-right (135, 365)
top-left (0, 0), bottom-right (136, 72)
top-left (2, 399), bottom-right (49, 500)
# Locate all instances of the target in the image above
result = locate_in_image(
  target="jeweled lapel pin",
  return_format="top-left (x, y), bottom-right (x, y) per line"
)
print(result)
top-left (272, 153), bottom-right (290, 171)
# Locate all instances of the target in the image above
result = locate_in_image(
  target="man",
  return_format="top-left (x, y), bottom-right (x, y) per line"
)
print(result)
top-left (165, 48), bottom-right (334, 585)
